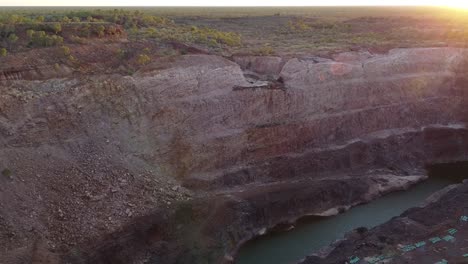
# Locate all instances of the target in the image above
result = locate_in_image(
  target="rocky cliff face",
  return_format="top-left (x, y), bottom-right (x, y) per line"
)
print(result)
top-left (0, 48), bottom-right (467, 263)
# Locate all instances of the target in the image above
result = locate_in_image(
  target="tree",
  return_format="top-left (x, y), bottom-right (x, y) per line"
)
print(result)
top-left (31, 31), bottom-right (46, 46)
top-left (30, 31), bottom-right (63, 47)
top-left (80, 24), bottom-right (91, 37)
top-left (0, 48), bottom-right (6, 57)
top-left (52, 23), bottom-right (62, 34)
top-left (47, 35), bottom-right (63, 46)
top-left (26, 29), bottom-right (35, 39)
top-left (61, 16), bottom-right (71, 23)
top-left (96, 25), bottom-right (105, 38)
top-left (107, 25), bottom-right (117, 35)
top-left (36, 16), bottom-right (45, 23)
top-left (7, 33), bottom-right (18, 49)
top-left (7, 15), bottom-right (20, 24)
top-left (7, 33), bottom-right (18, 43)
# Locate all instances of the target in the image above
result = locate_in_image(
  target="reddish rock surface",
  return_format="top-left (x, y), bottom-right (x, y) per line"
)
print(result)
top-left (0, 47), bottom-right (467, 263)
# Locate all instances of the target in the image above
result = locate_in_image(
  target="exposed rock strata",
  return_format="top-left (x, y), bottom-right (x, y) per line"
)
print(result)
top-left (0, 48), bottom-right (467, 263)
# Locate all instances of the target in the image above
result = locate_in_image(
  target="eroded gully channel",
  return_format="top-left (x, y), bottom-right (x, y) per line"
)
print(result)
top-left (235, 164), bottom-right (468, 264)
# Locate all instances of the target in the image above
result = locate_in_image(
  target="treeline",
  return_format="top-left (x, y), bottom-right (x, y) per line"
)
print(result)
top-left (144, 25), bottom-right (241, 48)
top-left (0, 9), bottom-right (168, 52)
top-left (27, 30), bottom-right (63, 47)
top-left (0, 9), bottom-right (170, 29)
top-left (0, 23), bottom-right (63, 50)
top-left (0, 22), bottom-right (122, 52)
top-left (0, 8), bottom-right (242, 55)
top-left (65, 9), bottom-right (170, 29)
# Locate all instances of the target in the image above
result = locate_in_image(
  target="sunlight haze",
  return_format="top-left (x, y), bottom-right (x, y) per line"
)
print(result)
top-left (2, 0), bottom-right (468, 7)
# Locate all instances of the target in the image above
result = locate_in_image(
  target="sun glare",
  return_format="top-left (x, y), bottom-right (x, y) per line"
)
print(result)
top-left (444, 1), bottom-right (468, 9)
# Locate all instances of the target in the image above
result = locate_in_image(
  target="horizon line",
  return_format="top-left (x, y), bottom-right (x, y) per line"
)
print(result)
top-left (0, 5), bottom-right (456, 7)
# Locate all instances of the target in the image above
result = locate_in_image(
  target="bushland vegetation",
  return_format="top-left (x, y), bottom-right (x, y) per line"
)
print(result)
top-left (0, 9), bottom-right (242, 54)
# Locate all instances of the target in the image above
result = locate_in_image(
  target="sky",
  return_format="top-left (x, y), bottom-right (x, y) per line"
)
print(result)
top-left (2, 0), bottom-right (468, 7)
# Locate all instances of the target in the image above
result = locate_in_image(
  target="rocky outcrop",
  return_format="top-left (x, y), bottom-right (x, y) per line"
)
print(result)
top-left (0, 65), bottom-right (74, 81)
top-left (0, 48), bottom-right (468, 263)
top-left (232, 55), bottom-right (285, 80)
top-left (58, 174), bottom-right (426, 264)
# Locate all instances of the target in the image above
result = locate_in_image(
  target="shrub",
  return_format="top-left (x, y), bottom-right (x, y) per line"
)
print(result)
top-left (96, 25), bottom-right (105, 38)
top-left (70, 35), bottom-right (87, 44)
top-left (0, 24), bottom-right (15, 38)
top-left (7, 33), bottom-right (18, 44)
top-left (116, 48), bottom-right (129, 60)
top-left (26, 29), bottom-right (34, 39)
top-left (137, 54), bottom-right (151, 65)
top-left (144, 24), bottom-right (242, 49)
top-left (0, 48), bottom-right (6, 57)
top-left (47, 35), bottom-right (63, 46)
top-left (1, 168), bottom-right (11, 177)
top-left (254, 45), bottom-right (275, 55)
top-left (36, 16), bottom-right (45, 23)
top-left (287, 18), bottom-right (311, 32)
top-left (52, 23), bottom-right (62, 34)
top-left (68, 55), bottom-right (76, 62)
top-left (60, 45), bottom-right (71, 56)
top-left (78, 24), bottom-right (91, 38)
top-left (5, 15), bottom-right (21, 24)
top-left (61, 16), bottom-right (71, 23)
top-left (107, 25), bottom-right (118, 36)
